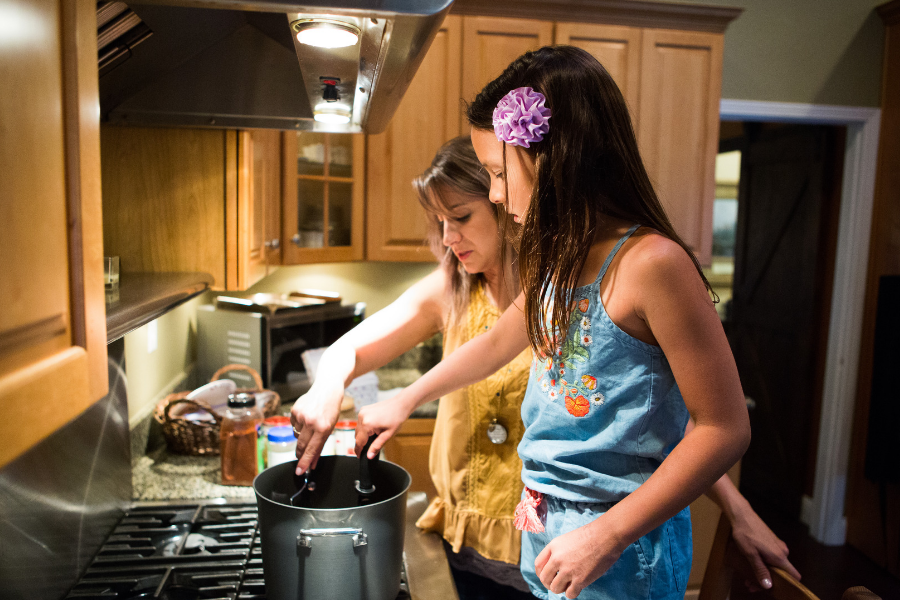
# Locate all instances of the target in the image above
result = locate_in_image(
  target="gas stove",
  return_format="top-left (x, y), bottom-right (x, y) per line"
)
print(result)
top-left (65, 501), bottom-right (410, 600)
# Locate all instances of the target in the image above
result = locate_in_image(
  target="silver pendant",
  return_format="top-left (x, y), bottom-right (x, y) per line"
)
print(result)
top-left (487, 419), bottom-right (508, 444)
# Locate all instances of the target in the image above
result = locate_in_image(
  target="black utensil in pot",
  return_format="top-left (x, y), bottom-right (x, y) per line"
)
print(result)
top-left (355, 435), bottom-right (379, 505)
top-left (290, 470), bottom-right (316, 507)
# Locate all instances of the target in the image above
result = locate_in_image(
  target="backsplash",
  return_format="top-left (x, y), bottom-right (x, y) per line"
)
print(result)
top-left (0, 339), bottom-right (132, 600)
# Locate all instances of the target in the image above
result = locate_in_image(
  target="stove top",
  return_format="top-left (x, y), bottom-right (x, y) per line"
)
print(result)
top-left (65, 501), bottom-right (410, 600)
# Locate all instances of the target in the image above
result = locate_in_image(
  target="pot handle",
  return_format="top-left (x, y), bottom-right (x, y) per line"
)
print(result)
top-left (297, 527), bottom-right (368, 551)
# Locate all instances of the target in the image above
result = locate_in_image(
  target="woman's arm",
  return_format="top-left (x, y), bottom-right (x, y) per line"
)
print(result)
top-left (290, 269), bottom-right (447, 474)
top-left (535, 237), bottom-right (752, 598)
top-left (690, 414), bottom-right (801, 590)
top-left (354, 291), bottom-right (531, 457)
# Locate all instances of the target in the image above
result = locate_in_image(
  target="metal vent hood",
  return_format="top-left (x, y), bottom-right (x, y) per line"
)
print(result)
top-left (98, 0), bottom-right (454, 133)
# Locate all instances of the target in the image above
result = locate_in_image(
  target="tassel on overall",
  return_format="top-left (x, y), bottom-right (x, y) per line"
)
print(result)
top-left (514, 487), bottom-right (545, 533)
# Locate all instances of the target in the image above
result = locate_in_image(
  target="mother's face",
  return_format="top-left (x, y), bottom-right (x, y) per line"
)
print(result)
top-left (433, 190), bottom-right (502, 276)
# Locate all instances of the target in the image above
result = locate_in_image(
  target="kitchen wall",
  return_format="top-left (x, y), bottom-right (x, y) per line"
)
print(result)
top-left (124, 294), bottom-right (207, 428)
top-left (247, 262), bottom-right (437, 315)
top-left (647, 0), bottom-right (884, 107)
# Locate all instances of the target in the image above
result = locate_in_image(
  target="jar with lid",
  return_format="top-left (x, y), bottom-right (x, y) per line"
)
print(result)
top-left (332, 420), bottom-right (357, 457)
top-left (220, 392), bottom-right (262, 486)
top-left (258, 415), bottom-right (291, 471)
top-left (267, 426), bottom-right (297, 468)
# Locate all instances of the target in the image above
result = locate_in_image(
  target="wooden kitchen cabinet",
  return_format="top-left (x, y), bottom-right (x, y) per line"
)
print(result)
top-left (366, 15), bottom-right (464, 262)
top-left (460, 17), bottom-right (554, 111)
top-left (368, 6), bottom-right (729, 266)
top-left (241, 129), bottom-right (284, 284)
top-left (282, 132), bottom-right (365, 264)
top-left (102, 127), bottom-right (281, 290)
top-left (637, 29), bottom-right (722, 266)
top-left (365, 15), bottom-right (553, 262)
top-left (555, 23), bottom-right (643, 123)
top-left (0, 0), bottom-right (107, 468)
top-left (382, 418), bottom-right (438, 499)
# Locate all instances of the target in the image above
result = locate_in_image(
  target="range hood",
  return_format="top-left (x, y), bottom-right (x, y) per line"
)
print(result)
top-left (97, 0), bottom-right (453, 133)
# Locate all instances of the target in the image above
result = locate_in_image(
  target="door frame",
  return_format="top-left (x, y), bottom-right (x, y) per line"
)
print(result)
top-left (719, 100), bottom-right (881, 546)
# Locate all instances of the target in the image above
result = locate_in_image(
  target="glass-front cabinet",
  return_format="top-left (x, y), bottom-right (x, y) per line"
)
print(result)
top-left (282, 132), bottom-right (365, 263)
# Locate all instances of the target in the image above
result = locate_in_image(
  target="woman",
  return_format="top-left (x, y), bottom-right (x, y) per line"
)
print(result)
top-left (291, 135), bottom-right (799, 599)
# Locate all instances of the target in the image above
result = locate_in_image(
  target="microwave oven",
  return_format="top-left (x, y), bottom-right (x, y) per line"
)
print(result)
top-left (196, 300), bottom-right (365, 396)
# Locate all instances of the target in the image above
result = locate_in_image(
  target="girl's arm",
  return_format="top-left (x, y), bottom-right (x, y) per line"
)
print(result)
top-left (354, 292), bottom-right (531, 457)
top-left (290, 269), bottom-right (447, 474)
top-left (688, 420), bottom-right (802, 590)
top-left (535, 238), bottom-right (752, 598)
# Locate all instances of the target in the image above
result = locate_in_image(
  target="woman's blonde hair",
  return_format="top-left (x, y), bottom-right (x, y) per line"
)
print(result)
top-left (413, 136), bottom-right (518, 326)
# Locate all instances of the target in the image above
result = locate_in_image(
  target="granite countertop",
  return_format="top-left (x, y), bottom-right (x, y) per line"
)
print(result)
top-left (133, 367), bottom-right (435, 501)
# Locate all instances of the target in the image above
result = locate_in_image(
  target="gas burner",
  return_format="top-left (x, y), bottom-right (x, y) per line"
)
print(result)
top-left (66, 501), bottom-right (409, 599)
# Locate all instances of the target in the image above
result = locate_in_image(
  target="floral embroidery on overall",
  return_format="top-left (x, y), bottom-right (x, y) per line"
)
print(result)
top-left (534, 294), bottom-right (601, 417)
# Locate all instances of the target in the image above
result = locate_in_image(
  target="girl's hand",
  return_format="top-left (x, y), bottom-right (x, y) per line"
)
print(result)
top-left (290, 385), bottom-right (343, 475)
top-left (730, 506), bottom-right (801, 591)
top-left (534, 519), bottom-right (628, 599)
top-left (354, 393), bottom-right (416, 459)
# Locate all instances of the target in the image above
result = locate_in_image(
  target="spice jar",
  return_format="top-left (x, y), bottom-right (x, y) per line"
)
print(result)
top-left (267, 426), bottom-right (297, 468)
top-left (258, 416), bottom-right (291, 471)
top-left (332, 420), bottom-right (357, 457)
top-left (220, 392), bottom-right (262, 486)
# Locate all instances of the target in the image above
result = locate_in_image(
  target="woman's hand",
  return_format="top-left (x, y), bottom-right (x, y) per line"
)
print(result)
top-left (354, 393), bottom-right (417, 459)
top-left (730, 504), bottom-right (801, 591)
top-left (534, 519), bottom-right (627, 599)
top-left (290, 384), bottom-right (344, 475)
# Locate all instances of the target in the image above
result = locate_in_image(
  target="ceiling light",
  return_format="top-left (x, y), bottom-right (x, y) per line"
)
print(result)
top-left (291, 19), bottom-right (360, 49)
top-left (314, 105), bottom-right (352, 125)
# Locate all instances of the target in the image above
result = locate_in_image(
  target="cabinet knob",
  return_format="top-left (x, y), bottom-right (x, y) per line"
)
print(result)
top-left (291, 233), bottom-right (302, 247)
top-left (265, 238), bottom-right (280, 250)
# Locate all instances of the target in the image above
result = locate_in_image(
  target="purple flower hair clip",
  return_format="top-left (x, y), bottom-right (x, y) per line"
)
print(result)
top-left (492, 87), bottom-right (551, 148)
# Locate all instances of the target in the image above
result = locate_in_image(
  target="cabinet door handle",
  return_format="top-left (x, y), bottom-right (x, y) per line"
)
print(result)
top-left (291, 233), bottom-right (301, 247)
top-left (265, 238), bottom-right (280, 250)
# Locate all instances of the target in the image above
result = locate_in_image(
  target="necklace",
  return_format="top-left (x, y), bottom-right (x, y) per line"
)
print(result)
top-left (486, 366), bottom-right (511, 444)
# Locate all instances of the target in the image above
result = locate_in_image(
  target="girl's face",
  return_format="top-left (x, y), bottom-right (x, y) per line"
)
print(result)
top-left (471, 128), bottom-right (536, 223)
top-left (433, 191), bottom-right (502, 276)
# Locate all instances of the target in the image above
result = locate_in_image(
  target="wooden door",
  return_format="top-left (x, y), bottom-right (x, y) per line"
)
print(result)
top-left (555, 23), bottom-right (642, 125)
top-left (366, 15), bottom-right (462, 262)
top-left (461, 16), bottom-right (554, 106)
top-left (0, 0), bottom-right (107, 468)
top-left (240, 129), bottom-right (282, 287)
top-left (728, 124), bottom-right (843, 518)
top-left (638, 29), bottom-right (722, 266)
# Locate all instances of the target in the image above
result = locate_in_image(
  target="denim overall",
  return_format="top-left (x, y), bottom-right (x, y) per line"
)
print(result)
top-left (518, 225), bottom-right (692, 600)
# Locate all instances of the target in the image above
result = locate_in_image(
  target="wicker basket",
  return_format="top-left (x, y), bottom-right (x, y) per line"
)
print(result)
top-left (154, 364), bottom-right (281, 456)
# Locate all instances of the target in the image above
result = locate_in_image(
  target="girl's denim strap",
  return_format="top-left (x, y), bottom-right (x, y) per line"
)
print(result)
top-left (594, 224), bottom-right (641, 286)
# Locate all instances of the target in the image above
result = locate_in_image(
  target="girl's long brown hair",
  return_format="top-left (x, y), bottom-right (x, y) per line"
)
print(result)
top-left (413, 135), bottom-right (518, 327)
top-left (466, 45), bottom-right (716, 358)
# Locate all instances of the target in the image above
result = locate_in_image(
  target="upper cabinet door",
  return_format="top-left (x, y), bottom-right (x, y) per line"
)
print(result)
top-left (637, 29), bottom-right (723, 266)
top-left (0, 0), bottom-right (107, 469)
top-left (366, 15), bottom-right (463, 262)
top-left (239, 129), bottom-right (282, 288)
top-left (283, 132), bottom-right (365, 264)
top-left (461, 17), bottom-right (554, 106)
top-left (555, 23), bottom-right (642, 126)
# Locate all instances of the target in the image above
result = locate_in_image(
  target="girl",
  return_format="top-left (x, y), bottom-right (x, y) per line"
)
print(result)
top-left (355, 46), bottom-right (752, 600)
top-left (292, 136), bottom-right (535, 599)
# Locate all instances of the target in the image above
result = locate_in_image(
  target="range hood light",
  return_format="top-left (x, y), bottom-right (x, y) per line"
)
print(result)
top-left (314, 105), bottom-right (352, 124)
top-left (292, 19), bottom-right (360, 49)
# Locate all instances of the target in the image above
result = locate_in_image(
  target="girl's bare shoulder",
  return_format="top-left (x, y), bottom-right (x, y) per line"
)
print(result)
top-left (623, 229), bottom-right (713, 309)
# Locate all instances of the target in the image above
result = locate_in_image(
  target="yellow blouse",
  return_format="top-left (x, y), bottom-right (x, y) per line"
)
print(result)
top-left (415, 284), bottom-right (532, 565)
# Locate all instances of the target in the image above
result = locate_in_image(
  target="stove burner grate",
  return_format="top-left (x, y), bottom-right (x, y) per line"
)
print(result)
top-left (66, 501), bottom-right (410, 600)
